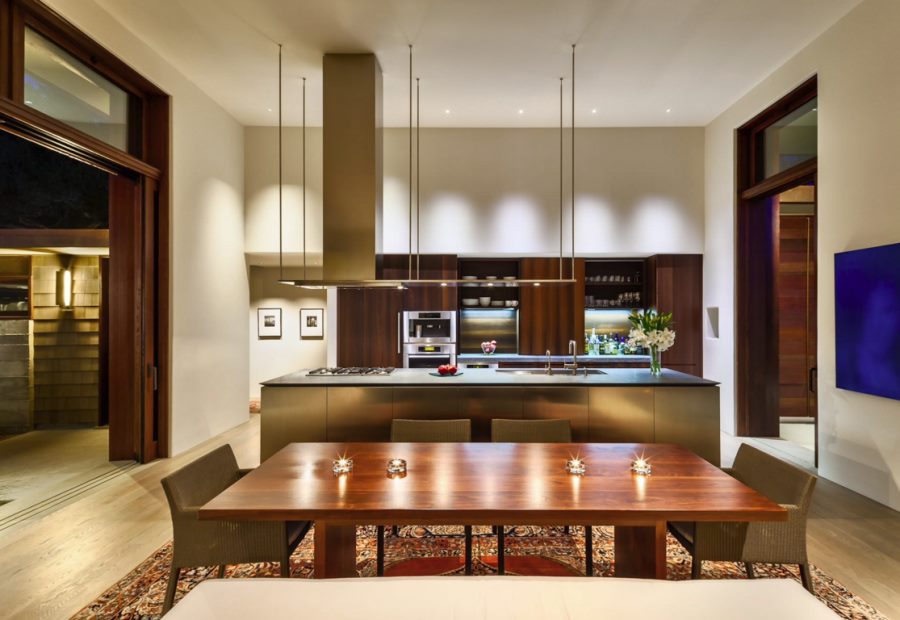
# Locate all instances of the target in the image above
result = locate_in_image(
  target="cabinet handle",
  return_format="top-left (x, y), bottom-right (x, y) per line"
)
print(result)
top-left (809, 367), bottom-right (817, 393)
top-left (398, 312), bottom-right (402, 354)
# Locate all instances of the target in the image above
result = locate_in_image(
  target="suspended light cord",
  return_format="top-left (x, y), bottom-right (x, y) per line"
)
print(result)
top-left (571, 44), bottom-right (576, 276)
top-left (277, 43), bottom-right (284, 282)
top-left (559, 76), bottom-right (564, 280)
top-left (416, 76), bottom-right (421, 280)
top-left (301, 76), bottom-right (307, 280)
top-left (408, 44), bottom-right (413, 280)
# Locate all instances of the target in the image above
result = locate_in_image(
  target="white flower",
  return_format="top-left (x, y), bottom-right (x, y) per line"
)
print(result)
top-left (632, 328), bottom-right (677, 352)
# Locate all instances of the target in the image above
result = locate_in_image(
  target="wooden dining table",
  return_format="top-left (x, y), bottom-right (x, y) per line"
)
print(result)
top-left (200, 442), bottom-right (786, 579)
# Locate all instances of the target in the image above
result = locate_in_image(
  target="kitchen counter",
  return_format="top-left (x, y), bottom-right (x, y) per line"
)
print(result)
top-left (260, 368), bottom-right (721, 465)
top-left (457, 353), bottom-right (650, 364)
top-left (262, 367), bottom-right (715, 387)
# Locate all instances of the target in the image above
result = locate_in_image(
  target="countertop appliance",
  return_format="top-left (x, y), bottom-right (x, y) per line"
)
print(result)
top-left (308, 367), bottom-right (395, 376)
top-left (402, 311), bottom-right (457, 368)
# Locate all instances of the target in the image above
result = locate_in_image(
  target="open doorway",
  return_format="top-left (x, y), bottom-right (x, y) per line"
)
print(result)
top-left (736, 77), bottom-right (818, 469)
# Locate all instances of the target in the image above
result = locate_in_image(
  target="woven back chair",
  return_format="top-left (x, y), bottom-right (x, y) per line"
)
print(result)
top-left (379, 419), bottom-right (473, 576)
top-left (489, 418), bottom-right (588, 575)
top-left (491, 418), bottom-right (572, 443)
top-left (161, 445), bottom-right (311, 612)
top-left (391, 418), bottom-right (472, 443)
top-left (669, 443), bottom-right (817, 592)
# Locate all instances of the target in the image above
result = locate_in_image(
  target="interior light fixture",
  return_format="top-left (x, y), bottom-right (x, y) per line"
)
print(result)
top-left (444, 109), bottom-right (450, 114)
top-left (665, 108), bottom-right (672, 113)
top-left (517, 109), bottom-right (524, 114)
top-left (591, 108), bottom-right (597, 114)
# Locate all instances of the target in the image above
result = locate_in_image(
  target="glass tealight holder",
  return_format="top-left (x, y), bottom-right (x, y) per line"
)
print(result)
top-left (630, 457), bottom-right (652, 476)
top-left (565, 457), bottom-right (587, 476)
top-left (332, 457), bottom-right (353, 475)
top-left (387, 458), bottom-right (407, 475)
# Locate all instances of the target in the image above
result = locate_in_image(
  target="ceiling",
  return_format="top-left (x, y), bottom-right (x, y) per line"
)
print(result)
top-left (93, 0), bottom-right (859, 127)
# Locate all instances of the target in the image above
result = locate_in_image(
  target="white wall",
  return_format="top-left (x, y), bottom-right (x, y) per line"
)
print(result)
top-left (244, 127), bottom-right (705, 259)
top-left (248, 267), bottom-right (327, 400)
top-left (46, 0), bottom-right (249, 455)
top-left (705, 0), bottom-right (900, 508)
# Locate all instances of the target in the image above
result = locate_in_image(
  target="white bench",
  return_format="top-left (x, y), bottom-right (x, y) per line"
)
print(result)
top-left (166, 576), bottom-right (839, 619)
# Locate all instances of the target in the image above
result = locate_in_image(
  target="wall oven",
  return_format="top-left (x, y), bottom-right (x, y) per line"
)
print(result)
top-left (402, 311), bottom-right (456, 344)
top-left (401, 311), bottom-right (457, 368)
top-left (403, 343), bottom-right (456, 368)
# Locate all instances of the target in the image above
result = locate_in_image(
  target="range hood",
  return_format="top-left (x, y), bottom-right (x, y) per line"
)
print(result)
top-left (280, 47), bottom-right (578, 289)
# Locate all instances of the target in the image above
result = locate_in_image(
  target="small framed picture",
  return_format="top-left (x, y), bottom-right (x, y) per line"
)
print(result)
top-left (257, 308), bottom-right (282, 339)
top-left (300, 308), bottom-right (324, 339)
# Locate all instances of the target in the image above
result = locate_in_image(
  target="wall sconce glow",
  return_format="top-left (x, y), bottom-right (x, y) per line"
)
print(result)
top-left (332, 455), bottom-right (353, 475)
top-left (57, 269), bottom-right (73, 309)
top-left (631, 454), bottom-right (652, 476)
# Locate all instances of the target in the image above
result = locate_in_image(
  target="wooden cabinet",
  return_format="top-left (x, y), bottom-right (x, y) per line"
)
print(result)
top-left (337, 254), bottom-right (456, 367)
top-left (646, 254), bottom-right (703, 377)
top-left (518, 258), bottom-right (581, 355)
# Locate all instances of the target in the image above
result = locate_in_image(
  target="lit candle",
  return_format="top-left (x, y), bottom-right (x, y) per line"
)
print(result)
top-left (565, 457), bottom-right (587, 476)
top-left (332, 456), bottom-right (353, 475)
top-left (630, 455), bottom-right (652, 476)
top-left (387, 458), bottom-right (407, 475)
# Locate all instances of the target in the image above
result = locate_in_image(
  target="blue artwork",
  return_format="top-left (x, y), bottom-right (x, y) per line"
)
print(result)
top-left (835, 243), bottom-right (900, 401)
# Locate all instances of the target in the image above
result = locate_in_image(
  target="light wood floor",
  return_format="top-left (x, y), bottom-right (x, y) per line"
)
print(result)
top-left (1, 417), bottom-right (898, 619)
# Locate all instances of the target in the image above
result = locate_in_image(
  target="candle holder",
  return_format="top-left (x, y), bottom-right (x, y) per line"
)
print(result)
top-left (386, 458), bottom-right (407, 475)
top-left (630, 456), bottom-right (652, 476)
top-left (332, 456), bottom-right (353, 475)
top-left (565, 457), bottom-right (587, 476)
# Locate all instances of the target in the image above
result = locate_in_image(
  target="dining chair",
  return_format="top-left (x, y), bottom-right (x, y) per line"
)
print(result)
top-left (490, 418), bottom-right (593, 575)
top-left (668, 443), bottom-right (818, 592)
top-left (377, 419), bottom-right (473, 576)
top-left (161, 445), bottom-right (311, 613)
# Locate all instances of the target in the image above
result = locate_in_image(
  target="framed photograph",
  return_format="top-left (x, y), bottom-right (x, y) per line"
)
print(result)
top-left (257, 307), bottom-right (282, 339)
top-left (300, 308), bottom-right (324, 339)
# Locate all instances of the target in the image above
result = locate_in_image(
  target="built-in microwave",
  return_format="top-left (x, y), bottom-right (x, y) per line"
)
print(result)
top-left (403, 343), bottom-right (456, 369)
top-left (402, 311), bottom-right (456, 344)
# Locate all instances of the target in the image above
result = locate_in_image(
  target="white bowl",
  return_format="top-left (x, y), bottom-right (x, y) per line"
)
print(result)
top-left (485, 275), bottom-right (498, 280)
top-left (490, 300), bottom-right (504, 307)
top-left (502, 276), bottom-right (516, 281)
top-left (462, 298), bottom-right (478, 306)
top-left (508, 300), bottom-right (519, 307)
top-left (462, 275), bottom-right (477, 280)
top-left (478, 297), bottom-right (491, 307)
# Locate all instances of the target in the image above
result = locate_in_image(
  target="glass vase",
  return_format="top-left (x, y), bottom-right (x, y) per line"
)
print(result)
top-left (648, 345), bottom-right (662, 375)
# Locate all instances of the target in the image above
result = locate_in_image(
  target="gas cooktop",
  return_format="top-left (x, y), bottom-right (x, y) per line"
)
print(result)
top-left (307, 367), bottom-right (396, 376)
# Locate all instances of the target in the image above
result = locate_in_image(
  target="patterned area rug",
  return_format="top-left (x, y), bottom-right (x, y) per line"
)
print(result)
top-left (73, 525), bottom-right (886, 620)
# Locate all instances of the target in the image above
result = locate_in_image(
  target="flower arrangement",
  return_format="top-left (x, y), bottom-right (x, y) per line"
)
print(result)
top-left (627, 309), bottom-right (676, 375)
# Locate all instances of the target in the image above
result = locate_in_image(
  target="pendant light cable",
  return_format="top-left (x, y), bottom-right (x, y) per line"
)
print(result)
top-left (571, 44), bottom-right (576, 276)
top-left (301, 76), bottom-right (307, 280)
top-left (559, 76), bottom-right (564, 280)
top-left (408, 45), bottom-right (413, 280)
top-left (416, 76), bottom-right (420, 280)
top-left (277, 43), bottom-right (284, 282)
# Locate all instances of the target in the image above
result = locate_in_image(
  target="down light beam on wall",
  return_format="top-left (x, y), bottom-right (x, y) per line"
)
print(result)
top-left (278, 43), bottom-right (579, 289)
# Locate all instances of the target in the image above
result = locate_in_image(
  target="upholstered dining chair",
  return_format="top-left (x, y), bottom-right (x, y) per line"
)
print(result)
top-left (377, 419), bottom-right (473, 576)
top-left (161, 445), bottom-right (311, 613)
top-left (490, 418), bottom-right (593, 575)
top-left (668, 443), bottom-right (818, 593)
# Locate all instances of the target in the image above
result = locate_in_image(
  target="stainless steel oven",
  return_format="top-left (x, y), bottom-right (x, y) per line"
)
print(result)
top-left (402, 311), bottom-right (457, 344)
top-left (403, 343), bottom-right (456, 369)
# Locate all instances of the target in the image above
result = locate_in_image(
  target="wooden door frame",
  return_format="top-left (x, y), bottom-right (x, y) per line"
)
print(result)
top-left (735, 76), bottom-right (817, 437)
top-left (0, 0), bottom-right (170, 461)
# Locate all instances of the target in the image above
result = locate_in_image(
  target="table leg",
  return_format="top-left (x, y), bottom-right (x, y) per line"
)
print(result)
top-left (614, 521), bottom-right (667, 579)
top-left (313, 521), bottom-right (358, 578)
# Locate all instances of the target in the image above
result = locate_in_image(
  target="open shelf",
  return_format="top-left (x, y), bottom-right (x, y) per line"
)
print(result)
top-left (583, 259), bottom-right (646, 309)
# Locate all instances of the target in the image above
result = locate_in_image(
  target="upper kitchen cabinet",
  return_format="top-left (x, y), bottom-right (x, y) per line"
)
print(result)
top-left (381, 254), bottom-right (458, 311)
top-left (519, 258), bottom-right (582, 355)
top-left (337, 287), bottom-right (403, 368)
top-left (646, 254), bottom-right (703, 376)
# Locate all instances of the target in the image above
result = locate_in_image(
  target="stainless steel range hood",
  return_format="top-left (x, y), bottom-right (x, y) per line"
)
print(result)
top-left (281, 47), bottom-right (579, 289)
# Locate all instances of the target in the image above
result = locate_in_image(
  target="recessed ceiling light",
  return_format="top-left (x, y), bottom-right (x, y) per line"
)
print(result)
top-left (444, 109), bottom-right (451, 114)
top-left (666, 108), bottom-right (672, 114)
top-left (812, 108), bottom-right (818, 112)
top-left (25, 100), bottom-right (33, 105)
top-left (591, 108), bottom-right (597, 114)
top-left (267, 108), bottom-right (273, 112)
top-left (518, 109), bottom-right (524, 115)
top-left (440, 282), bottom-right (448, 287)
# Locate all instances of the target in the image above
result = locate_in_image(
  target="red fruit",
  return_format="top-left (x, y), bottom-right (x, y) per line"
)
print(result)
top-left (438, 364), bottom-right (450, 375)
top-left (449, 365), bottom-right (458, 374)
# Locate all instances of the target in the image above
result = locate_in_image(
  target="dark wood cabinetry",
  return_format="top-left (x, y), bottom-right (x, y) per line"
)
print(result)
top-left (519, 258), bottom-right (580, 355)
top-left (337, 254), bottom-right (457, 367)
top-left (646, 254), bottom-right (703, 377)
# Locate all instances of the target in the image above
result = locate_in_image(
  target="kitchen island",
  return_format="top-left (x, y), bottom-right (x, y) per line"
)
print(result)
top-left (260, 368), bottom-right (720, 464)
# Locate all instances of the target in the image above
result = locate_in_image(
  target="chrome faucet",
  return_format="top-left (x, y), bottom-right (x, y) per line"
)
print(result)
top-left (545, 349), bottom-right (554, 375)
top-left (564, 340), bottom-right (579, 375)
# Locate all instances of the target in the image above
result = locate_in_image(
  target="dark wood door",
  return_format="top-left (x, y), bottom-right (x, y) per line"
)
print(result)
top-left (647, 255), bottom-right (703, 377)
top-left (107, 174), bottom-right (142, 461)
top-left (337, 288), bottom-right (403, 368)
top-left (777, 213), bottom-right (817, 420)
top-left (519, 258), bottom-right (578, 355)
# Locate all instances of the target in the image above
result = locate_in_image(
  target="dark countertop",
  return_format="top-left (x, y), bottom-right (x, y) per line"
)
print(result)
top-left (458, 353), bottom-right (650, 363)
top-left (262, 367), bottom-right (718, 387)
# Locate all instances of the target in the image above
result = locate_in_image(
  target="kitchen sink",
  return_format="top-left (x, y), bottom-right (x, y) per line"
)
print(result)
top-left (494, 368), bottom-right (606, 376)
